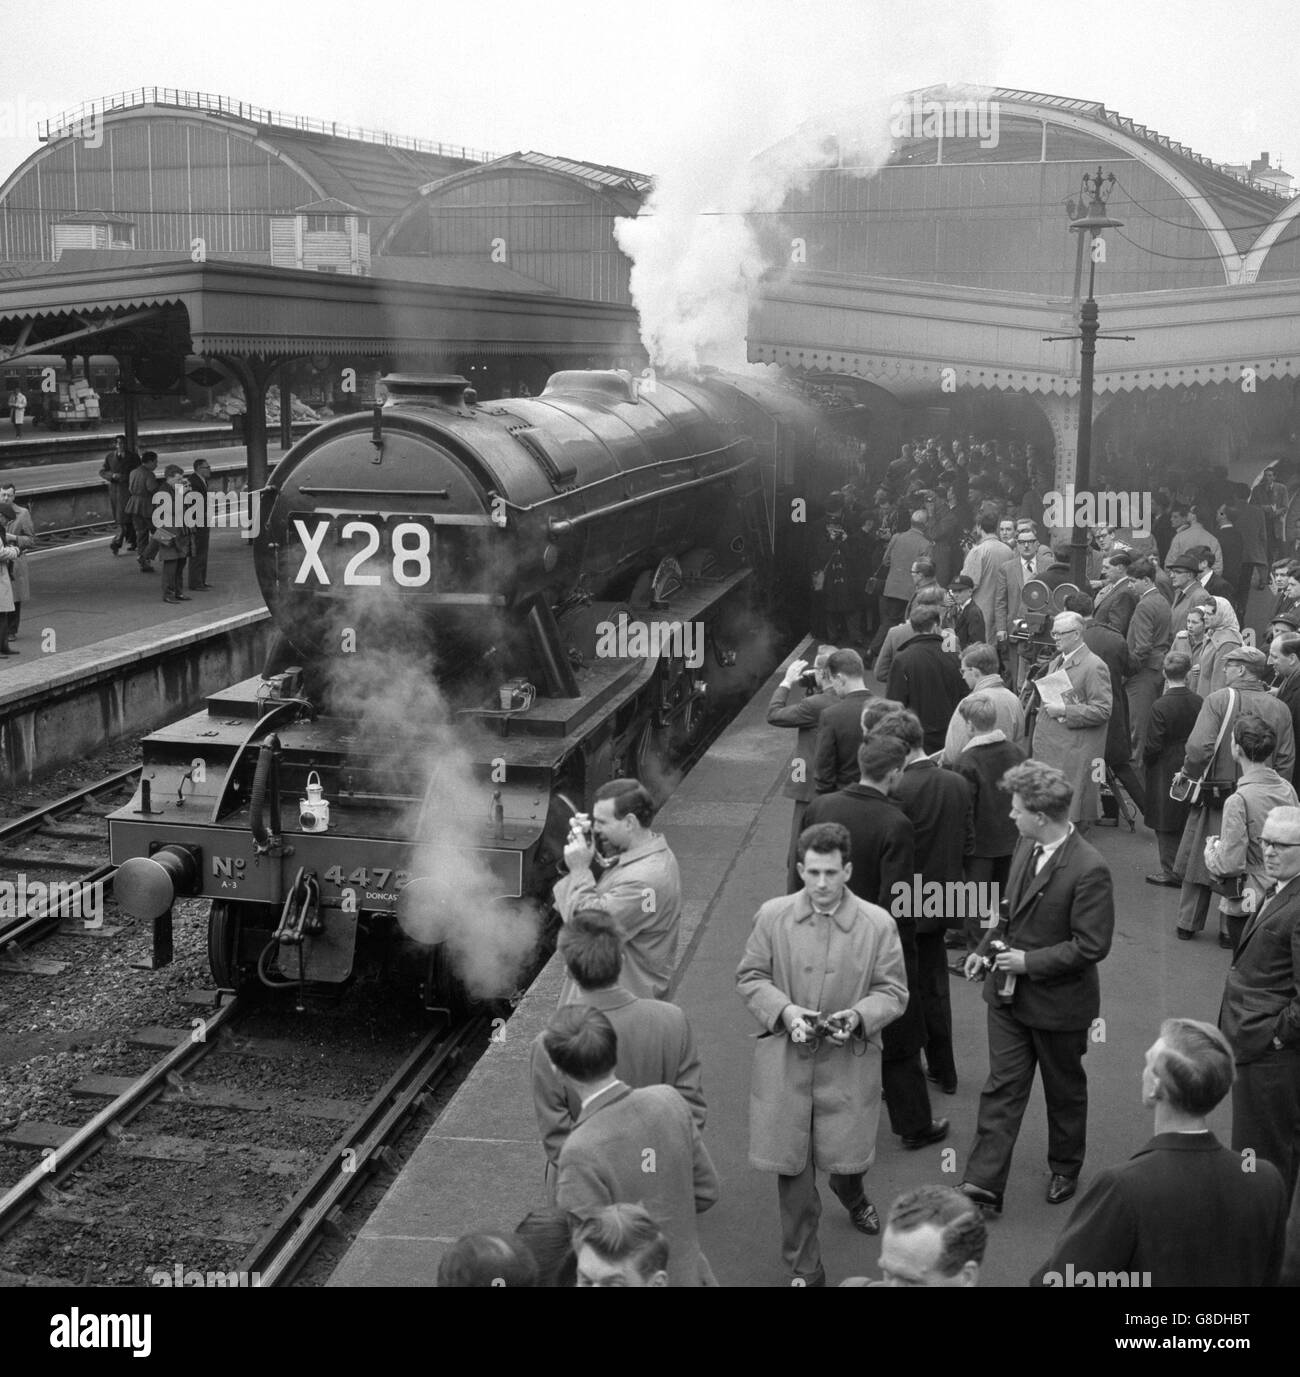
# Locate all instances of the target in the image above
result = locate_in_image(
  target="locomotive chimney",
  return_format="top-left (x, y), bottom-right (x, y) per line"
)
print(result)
top-left (382, 373), bottom-right (476, 413)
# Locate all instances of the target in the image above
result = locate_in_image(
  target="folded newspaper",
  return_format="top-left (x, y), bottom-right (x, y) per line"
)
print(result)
top-left (1034, 669), bottom-right (1081, 709)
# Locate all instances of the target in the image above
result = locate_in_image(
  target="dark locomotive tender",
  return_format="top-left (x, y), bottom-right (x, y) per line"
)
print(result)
top-left (111, 367), bottom-right (821, 1005)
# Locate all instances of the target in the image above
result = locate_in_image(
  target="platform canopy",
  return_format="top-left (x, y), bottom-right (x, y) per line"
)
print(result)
top-left (0, 256), bottom-right (644, 481)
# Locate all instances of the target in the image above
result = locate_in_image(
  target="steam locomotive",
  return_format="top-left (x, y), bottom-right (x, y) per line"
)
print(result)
top-left (109, 367), bottom-right (821, 1008)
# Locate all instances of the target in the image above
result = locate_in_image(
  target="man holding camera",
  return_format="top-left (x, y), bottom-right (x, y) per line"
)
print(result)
top-left (737, 821), bottom-right (908, 1286)
top-left (958, 760), bottom-right (1115, 1216)
top-left (554, 779), bottom-right (681, 1006)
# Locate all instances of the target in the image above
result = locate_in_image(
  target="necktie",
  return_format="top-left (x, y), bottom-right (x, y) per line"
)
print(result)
top-left (1029, 843), bottom-right (1044, 875)
top-left (1025, 561), bottom-right (1034, 579)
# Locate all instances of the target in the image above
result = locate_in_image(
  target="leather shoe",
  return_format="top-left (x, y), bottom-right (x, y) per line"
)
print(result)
top-left (1145, 873), bottom-right (1180, 887)
top-left (191, 583), bottom-right (213, 590)
top-left (1218, 933), bottom-right (1235, 950)
top-left (1175, 929), bottom-right (1195, 941)
top-left (927, 1073), bottom-right (958, 1095)
top-left (1046, 1173), bottom-right (1078, 1205)
top-left (174, 594), bottom-right (192, 600)
top-left (957, 1182), bottom-right (1002, 1215)
top-left (902, 1118), bottom-right (950, 1149)
top-left (848, 1199), bottom-right (880, 1235)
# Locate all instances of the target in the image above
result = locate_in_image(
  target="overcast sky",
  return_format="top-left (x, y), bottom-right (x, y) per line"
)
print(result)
top-left (3, 0), bottom-right (1298, 191)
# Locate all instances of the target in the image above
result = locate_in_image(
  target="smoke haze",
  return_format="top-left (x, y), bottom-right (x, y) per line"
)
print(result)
top-left (322, 586), bottom-right (540, 1002)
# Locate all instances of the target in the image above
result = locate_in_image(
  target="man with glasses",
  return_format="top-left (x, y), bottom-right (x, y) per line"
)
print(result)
top-left (1030, 612), bottom-right (1112, 827)
top-left (995, 528), bottom-right (1052, 689)
top-left (1219, 805), bottom-right (1300, 1202)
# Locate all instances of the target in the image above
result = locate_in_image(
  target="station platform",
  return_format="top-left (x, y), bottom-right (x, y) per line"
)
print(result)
top-left (2, 529), bottom-right (263, 666)
top-left (1, 441), bottom-right (292, 500)
top-left (330, 644), bottom-right (1232, 1288)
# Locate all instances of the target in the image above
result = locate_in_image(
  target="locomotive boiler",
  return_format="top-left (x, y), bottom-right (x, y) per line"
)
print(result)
top-left (109, 367), bottom-right (820, 1007)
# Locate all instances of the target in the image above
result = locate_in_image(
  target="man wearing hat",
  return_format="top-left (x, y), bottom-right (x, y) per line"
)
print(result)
top-left (1167, 558), bottom-right (1215, 639)
top-left (945, 575), bottom-right (985, 651)
top-left (1174, 647), bottom-right (1295, 941)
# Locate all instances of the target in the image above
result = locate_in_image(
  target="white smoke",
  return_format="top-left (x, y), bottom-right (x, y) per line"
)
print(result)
top-left (610, 6), bottom-right (999, 374)
top-left (321, 588), bottom-right (540, 1002)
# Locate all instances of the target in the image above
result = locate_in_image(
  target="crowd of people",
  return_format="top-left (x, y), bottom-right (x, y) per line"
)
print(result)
top-left (99, 438), bottom-right (215, 602)
top-left (432, 433), bottom-right (1300, 1286)
top-left (0, 435), bottom-right (222, 662)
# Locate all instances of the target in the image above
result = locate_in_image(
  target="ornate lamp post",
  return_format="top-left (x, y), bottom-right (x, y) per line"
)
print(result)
top-left (1050, 168), bottom-right (1130, 587)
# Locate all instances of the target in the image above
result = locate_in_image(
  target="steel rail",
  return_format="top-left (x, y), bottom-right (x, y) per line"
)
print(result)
top-left (0, 997), bottom-right (242, 1237)
top-left (0, 766), bottom-right (140, 845)
top-left (244, 1016), bottom-right (487, 1286)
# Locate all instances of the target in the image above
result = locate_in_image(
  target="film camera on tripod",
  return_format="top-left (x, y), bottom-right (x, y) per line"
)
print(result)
top-left (1011, 578), bottom-right (1081, 725)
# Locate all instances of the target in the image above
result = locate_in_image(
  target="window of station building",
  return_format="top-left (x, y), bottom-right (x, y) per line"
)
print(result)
top-left (938, 115), bottom-right (1045, 165)
top-left (306, 214), bottom-right (348, 234)
top-left (1044, 127), bottom-right (1133, 164)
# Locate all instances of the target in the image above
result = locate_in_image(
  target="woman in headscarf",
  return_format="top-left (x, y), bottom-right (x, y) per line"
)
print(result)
top-left (1196, 597), bottom-right (1244, 697)
top-left (1170, 604), bottom-right (1210, 693)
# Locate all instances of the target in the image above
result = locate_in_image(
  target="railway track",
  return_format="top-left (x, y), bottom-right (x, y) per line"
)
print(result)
top-left (0, 992), bottom-right (487, 1286)
top-left (0, 766), bottom-right (140, 952)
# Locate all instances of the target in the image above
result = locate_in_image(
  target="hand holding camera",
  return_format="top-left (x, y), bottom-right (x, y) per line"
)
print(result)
top-left (782, 659), bottom-right (810, 690)
top-left (564, 812), bottom-right (595, 872)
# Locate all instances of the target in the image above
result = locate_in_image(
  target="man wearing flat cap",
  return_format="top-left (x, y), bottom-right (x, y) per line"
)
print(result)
top-left (1166, 558), bottom-right (1215, 640)
top-left (1174, 646), bottom-right (1296, 941)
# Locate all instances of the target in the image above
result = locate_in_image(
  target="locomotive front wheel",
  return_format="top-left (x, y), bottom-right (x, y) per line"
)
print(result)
top-left (208, 899), bottom-right (266, 993)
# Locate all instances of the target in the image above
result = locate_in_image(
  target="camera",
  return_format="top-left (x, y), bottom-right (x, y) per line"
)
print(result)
top-left (797, 667), bottom-right (820, 692)
top-left (978, 938), bottom-right (1018, 1003)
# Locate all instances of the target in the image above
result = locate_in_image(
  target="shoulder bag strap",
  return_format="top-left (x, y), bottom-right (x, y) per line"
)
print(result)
top-left (1196, 688), bottom-right (1236, 785)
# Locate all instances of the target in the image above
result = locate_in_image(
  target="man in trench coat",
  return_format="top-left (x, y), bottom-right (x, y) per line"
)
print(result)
top-left (737, 820), bottom-right (908, 1286)
top-left (1029, 611), bottom-right (1112, 825)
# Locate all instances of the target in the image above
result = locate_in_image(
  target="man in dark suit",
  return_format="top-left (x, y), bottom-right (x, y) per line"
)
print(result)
top-left (1091, 550), bottom-right (1139, 636)
top-left (873, 707), bottom-right (974, 1095)
top-left (531, 913), bottom-right (704, 1174)
top-left (547, 1004), bottom-right (719, 1287)
top-left (187, 457), bottom-right (214, 590)
top-left (1219, 804), bottom-right (1300, 1200)
top-left (995, 528), bottom-right (1053, 688)
top-left (804, 735), bottom-right (948, 1150)
top-left (958, 760), bottom-right (1116, 1214)
top-left (945, 575), bottom-right (985, 649)
top-left (1065, 592), bottom-right (1146, 814)
top-left (1141, 651), bottom-right (1203, 885)
top-left (812, 649), bottom-right (875, 795)
top-left (1187, 544), bottom-right (1235, 603)
top-left (1030, 1018), bottom-right (1287, 1286)
top-left (1038, 544), bottom-right (1080, 594)
top-left (1270, 633), bottom-right (1300, 789)
top-left (768, 645), bottom-right (839, 882)
top-left (886, 605), bottom-right (966, 754)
